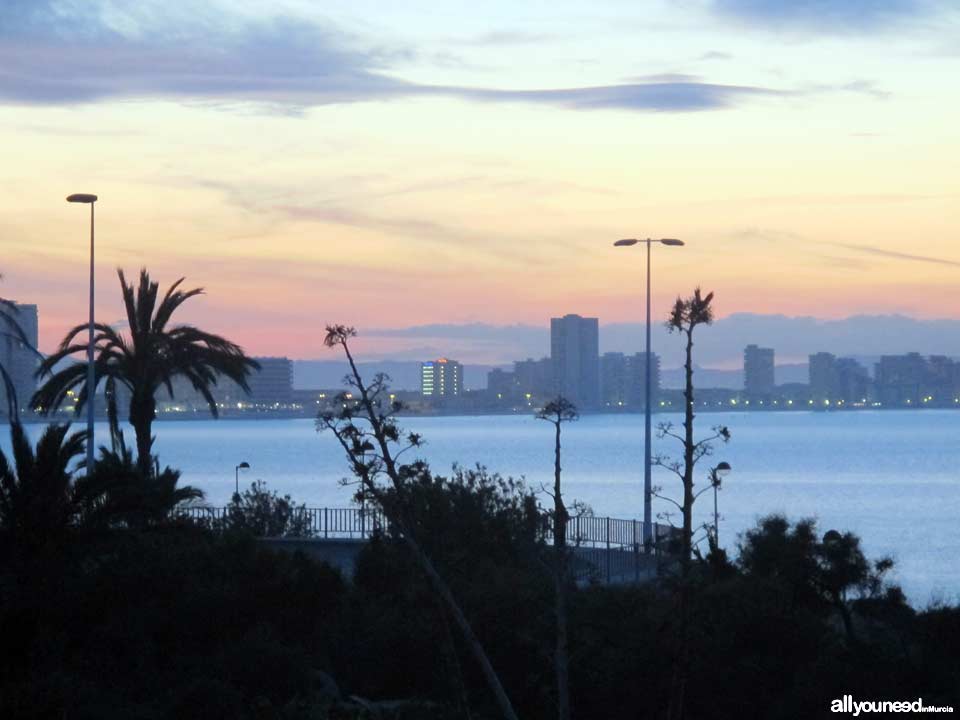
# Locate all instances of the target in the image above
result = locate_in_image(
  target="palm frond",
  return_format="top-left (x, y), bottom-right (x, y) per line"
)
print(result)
top-left (0, 365), bottom-right (18, 419)
top-left (152, 278), bottom-right (203, 333)
top-left (0, 298), bottom-right (28, 345)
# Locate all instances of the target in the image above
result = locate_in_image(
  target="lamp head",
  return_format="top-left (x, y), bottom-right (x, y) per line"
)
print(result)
top-left (66, 193), bottom-right (98, 203)
top-left (660, 238), bottom-right (684, 246)
top-left (614, 238), bottom-right (639, 247)
top-left (715, 461), bottom-right (732, 477)
top-left (237, 461), bottom-right (250, 470)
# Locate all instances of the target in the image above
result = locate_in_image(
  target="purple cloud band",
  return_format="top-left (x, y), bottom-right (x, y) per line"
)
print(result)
top-left (0, 6), bottom-right (783, 112)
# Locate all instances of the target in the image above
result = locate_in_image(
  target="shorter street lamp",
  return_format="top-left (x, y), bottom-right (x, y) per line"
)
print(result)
top-left (235, 461), bottom-right (250, 496)
top-left (709, 461), bottom-right (732, 545)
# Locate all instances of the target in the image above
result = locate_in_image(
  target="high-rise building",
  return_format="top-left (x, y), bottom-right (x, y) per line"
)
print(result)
top-left (628, 352), bottom-right (660, 408)
top-left (835, 358), bottom-right (870, 405)
top-left (600, 352), bottom-right (628, 406)
top-left (808, 352), bottom-right (838, 405)
top-left (809, 352), bottom-right (870, 405)
top-left (874, 353), bottom-right (926, 406)
top-left (248, 357), bottom-right (294, 405)
top-left (421, 358), bottom-right (463, 398)
top-left (743, 344), bottom-right (775, 399)
top-left (550, 314), bottom-right (599, 408)
top-left (926, 355), bottom-right (957, 403)
top-left (514, 357), bottom-right (552, 399)
top-left (486, 368), bottom-right (517, 400)
top-left (0, 302), bottom-right (39, 416)
top-left (487, 357), bottom-right (552, 404)
top-left (599, 351), bottom-right (660, 409)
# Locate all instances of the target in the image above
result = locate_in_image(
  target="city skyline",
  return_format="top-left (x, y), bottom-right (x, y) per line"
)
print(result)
top-left (11, 294), bottom-right (960, 368)
top-left (2, 1), bottom-right (958, 363)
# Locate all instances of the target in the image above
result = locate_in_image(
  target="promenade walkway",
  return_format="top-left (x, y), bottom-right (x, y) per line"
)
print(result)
top-left (185, 507), bottom-right (678, 584)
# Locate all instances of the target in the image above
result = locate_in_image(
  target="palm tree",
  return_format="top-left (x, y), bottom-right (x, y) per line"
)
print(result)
top-left (83, 431), bottom-right (203, 529)
top-left (0, 422), bottom-right (87, 553)
top-left (32, 268), bottom-right (259, 475)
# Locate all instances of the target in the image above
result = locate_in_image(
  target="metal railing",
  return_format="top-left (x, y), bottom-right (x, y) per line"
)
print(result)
top-left (181, 505), bottom-right (387, 539)
top-left (542, 514), bottom-right (678, 552)
top-left (183, 505), bottom-right (681, 584)
top-left (184, 506), bottom-right (679, 552)
top-left (539, 514), bottom-right (681, 584)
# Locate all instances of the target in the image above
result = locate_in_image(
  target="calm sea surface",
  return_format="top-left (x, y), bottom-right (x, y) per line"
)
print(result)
top-left (4, 411), bottom-right (959, 604)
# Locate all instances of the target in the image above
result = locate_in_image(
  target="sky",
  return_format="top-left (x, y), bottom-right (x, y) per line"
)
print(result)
top-left (1, 0), bottom-right (958, 362)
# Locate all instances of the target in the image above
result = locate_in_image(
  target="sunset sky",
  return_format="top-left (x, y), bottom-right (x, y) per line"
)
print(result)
top-left (1, 0), bottom-right (958, 361)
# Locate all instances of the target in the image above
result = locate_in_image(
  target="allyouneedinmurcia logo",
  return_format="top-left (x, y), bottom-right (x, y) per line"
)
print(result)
top-left (831, 695), bottom-right (954, 715)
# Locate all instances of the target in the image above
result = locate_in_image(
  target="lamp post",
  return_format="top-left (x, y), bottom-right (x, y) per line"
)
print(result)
top-left (709, 461), bottom-right (732, 545)
top-left (614, 237), bottom-right (684, 548)
top-left (235, 461), bottom-right (250, 496)
top-left (67, 193), bottom-right (98, 471)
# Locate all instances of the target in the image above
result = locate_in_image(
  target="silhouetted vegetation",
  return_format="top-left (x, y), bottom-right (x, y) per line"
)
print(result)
top-left (653, 286), bottom-right (730, 719)
top-left (86, 429), bottom-right (205, 530)
top-left (2, 321), bottom-right (957, 718)
top-left (536, 396), bottom-right (578, 720)
top-left (318, 324), bottom-right (523, 720)
top-left (3, 442), bottom-right (956, 719)
top-left (220, 479), bottom-right (316, 538)
top-left (0, 421), bottom-right (89, 557)
top-left (32, 268), bottom-right (258, 474)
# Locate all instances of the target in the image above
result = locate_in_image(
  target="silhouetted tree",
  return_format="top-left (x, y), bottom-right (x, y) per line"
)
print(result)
top-left (0, 422), bottom-right (86, 554)
top-left (739, 516), bottom-right (897, 645)
top-left (653, 287), bottom-right (730, 720)
top-left (317, 324), bottom-right (520, 720)
top-left (83, 430), bottom-right (203, 529)
top-left (33, 269), bottom-right (259, 475)
top-left (536, 396), bottom-right (578, 720)
top-left (221, 480), bottom-right (315, 538)
top-left (654, 287), bottom-right (730, 569)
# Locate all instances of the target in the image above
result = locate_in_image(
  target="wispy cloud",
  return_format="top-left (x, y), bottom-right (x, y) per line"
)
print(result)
top-left (458, 31), bottom-right (558, 46)
top-left (809, 79), bottom-right (891, 100)
top-left (430, 81), bottom-right (783, 112)
top-left (823, 242), bottom-right (960, 268)
top-left (698, 51), bottom-right (734, 61)
top-left (0, 1), bottom-right (786, 113)
top-left (624, 73), bottom-right (704, 83)
top-left (732, 227), bottom-right (960, 268)
top-left (712, 0), bottom-right (934, 33)
top-left (277, 204), bottom-right (463, 244)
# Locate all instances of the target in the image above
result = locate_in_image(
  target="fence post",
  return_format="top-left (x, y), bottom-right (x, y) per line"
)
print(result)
top-left (606, 516), bottom-right (611, 583)
top-left (324, 507), bottom-right (329, 539)
top-left (633, 519), bottom-right (639, 582)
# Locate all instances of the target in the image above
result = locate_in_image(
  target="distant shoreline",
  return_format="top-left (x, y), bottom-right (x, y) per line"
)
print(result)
top-left (6, 404), bottom-right (960, 426)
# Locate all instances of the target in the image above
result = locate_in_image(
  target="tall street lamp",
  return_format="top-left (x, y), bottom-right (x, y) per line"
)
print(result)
top-left (235, 461), bottom-right (250, 496)
top-left (709, 461), bottom-right (732, 545)
top-left (67, 193), bottom-right (98, 471)
top-left (613, 237), bottom-right (684, 548)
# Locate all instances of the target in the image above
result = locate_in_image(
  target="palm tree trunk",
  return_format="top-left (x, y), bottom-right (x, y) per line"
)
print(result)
top-left (130, 393), bottom-right (156, 477)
